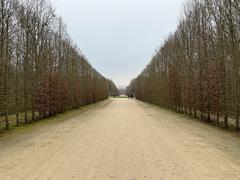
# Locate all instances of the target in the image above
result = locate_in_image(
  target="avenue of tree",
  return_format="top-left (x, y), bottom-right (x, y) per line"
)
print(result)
top-left (0, 0), bottom-right (113, 130)
top-left (108, 79), bottom-right (120, 97)
top-left (128, 0), bottom-right (240, 129)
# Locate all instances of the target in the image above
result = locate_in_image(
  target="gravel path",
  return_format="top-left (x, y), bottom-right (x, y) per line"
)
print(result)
top-left (1, 98), bottom-right (240, 180)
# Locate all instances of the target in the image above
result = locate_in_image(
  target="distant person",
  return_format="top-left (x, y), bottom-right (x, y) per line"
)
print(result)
top-left (130, 94), bottom-right (134, 99)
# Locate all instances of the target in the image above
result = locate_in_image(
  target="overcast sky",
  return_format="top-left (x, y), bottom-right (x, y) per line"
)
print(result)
top-left (52, 0), bottom-right (184, 88)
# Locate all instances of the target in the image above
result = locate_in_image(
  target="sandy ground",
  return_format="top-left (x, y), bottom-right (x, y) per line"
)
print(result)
top-left (1, 98), bottom-right (240, 180)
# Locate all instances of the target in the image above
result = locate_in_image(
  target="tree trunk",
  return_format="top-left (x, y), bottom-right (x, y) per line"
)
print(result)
top-left (216, 114), bottom-right (220, 126)
top-left (224, 114), bottom-right (228, 129)
top-left (5, 110), bottom-right (9, 130)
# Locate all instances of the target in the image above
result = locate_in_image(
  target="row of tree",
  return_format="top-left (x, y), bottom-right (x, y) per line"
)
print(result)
top-left (108, 79), bottom-right (119, 97)
top-left (0, 0), bottom-right (109, 130)
top-left (127, 0), bottom-right (240, 129)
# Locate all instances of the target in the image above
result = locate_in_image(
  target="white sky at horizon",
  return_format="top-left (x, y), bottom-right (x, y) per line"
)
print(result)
top-left (52, 0), bottom-right (185, 88)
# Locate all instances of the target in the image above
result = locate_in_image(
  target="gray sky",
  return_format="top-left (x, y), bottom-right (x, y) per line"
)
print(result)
top-left (52, 0), bottom-right (184, 88)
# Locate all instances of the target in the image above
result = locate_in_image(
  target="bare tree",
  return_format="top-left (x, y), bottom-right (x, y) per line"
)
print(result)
top-left (128, 0), bottom-right (240, 130)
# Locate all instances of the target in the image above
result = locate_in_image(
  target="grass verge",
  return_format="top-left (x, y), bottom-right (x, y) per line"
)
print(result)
top-left (0, 99), bottom-right (109, 141)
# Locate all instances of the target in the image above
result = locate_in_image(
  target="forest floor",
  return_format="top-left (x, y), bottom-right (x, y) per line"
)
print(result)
top-left (0, 98), bottom-right (240, 180)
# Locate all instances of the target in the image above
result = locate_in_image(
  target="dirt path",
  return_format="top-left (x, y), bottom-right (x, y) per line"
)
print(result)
top-left (1, 99), bottom-right (240, 180)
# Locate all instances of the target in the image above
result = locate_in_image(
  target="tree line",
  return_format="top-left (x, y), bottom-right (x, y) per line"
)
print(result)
top-left (0, 0), bottom-right (109, 130)
top-left (127, 0), bottom-right (240, 129)
top-left (108, 79), bottom-right (119, 97)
